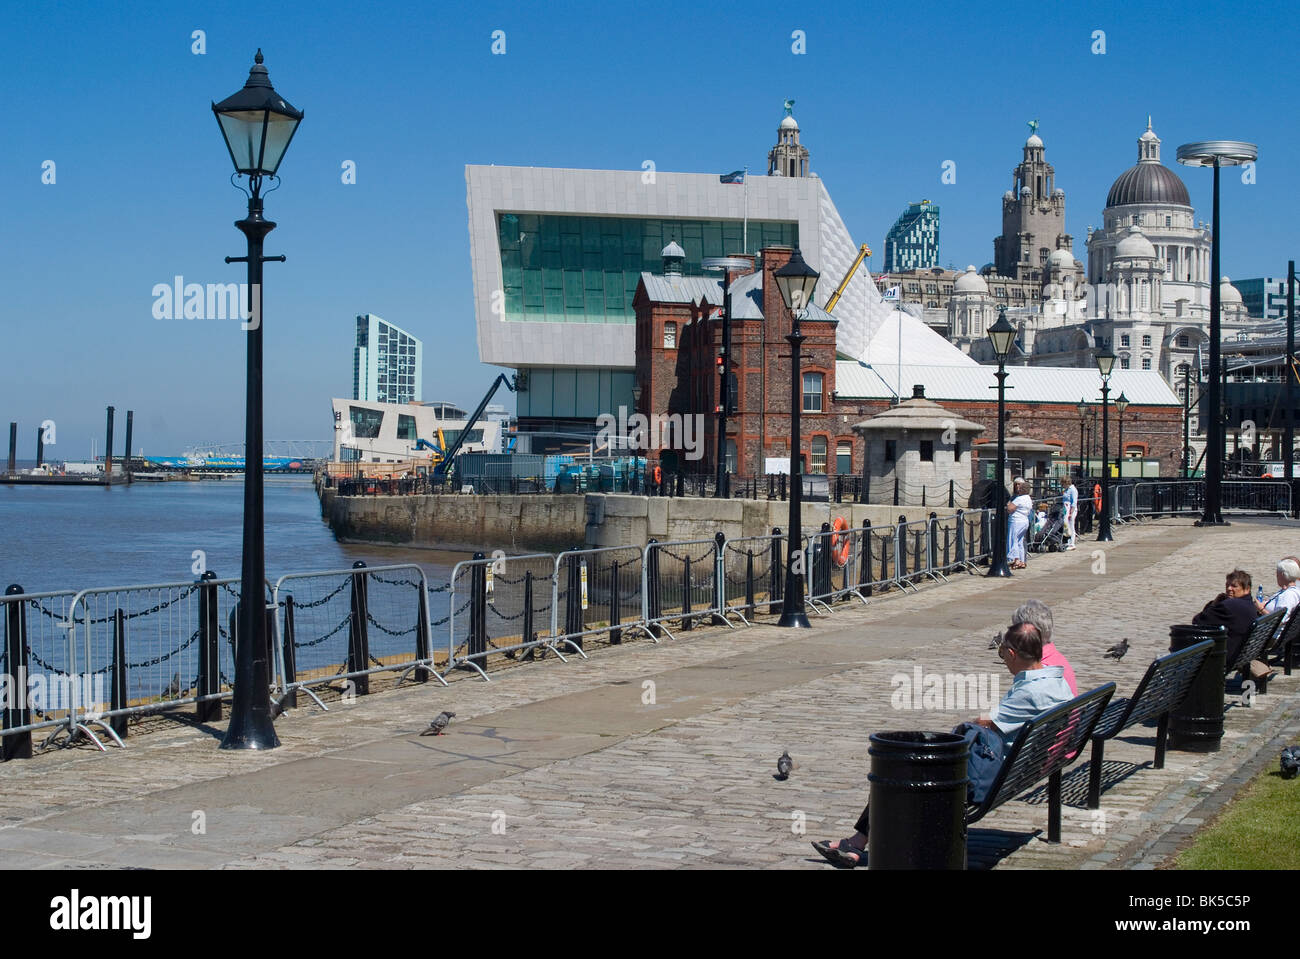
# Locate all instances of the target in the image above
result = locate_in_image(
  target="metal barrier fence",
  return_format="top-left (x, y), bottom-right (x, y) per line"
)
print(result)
top-left (1132, 480), bottom-right (1293, 516)
top-left (1, 589), bottom-right (85, 755)
top-left (804, 524), bottom-right (871, 609)
top-left (66, 576), bottom-right (255, 746)
top-left (643, 537), bottom-right (726, 639)
top-left (273, 563), bottom-right (443, 708)
top-left (552, 545), bottom-right (652, 652)
top-left (722, 531), bottom-right (786, 621)
top-left (448, 552), bottom-right (559, 679)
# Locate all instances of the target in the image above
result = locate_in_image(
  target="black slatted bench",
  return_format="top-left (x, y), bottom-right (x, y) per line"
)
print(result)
top-left (965, 683), bottom-right (1115, 844)
top-left (1266, 608), bottom-right (1300, 676)
top-left (1086, 640), bottom-right (1215, 809)
top-left (1227, 608), bottom-right (1285, 692)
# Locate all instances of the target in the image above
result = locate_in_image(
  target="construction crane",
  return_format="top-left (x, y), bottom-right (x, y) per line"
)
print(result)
top-left (433, 374), bottom-right (517, 482)
top-left (824, 242), bottom-right (872, 314)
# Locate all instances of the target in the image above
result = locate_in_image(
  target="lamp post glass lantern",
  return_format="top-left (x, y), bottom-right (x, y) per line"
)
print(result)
top-left (1095, 349), bottom-right (1116, 542)
top-left (773, 250), bottom-right (819, 627)
top-left (986, 308), bottom-right (1016, 577)
top-left (1177, 140), bottom-right (1258, 525)
top-left (212, 51), bottom-right (303, 750)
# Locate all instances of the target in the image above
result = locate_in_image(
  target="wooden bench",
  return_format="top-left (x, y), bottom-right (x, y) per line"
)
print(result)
top-left (1266, 608), bottom-right (1300, 676)
top-left (1085, 640), bottom-right (1215, 809)
top-left (965, 683), bottom-right (1115, 843)
top-left (1226, 608), bottom-right (1285, 692)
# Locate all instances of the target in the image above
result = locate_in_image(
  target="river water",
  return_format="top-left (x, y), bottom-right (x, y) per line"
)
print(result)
top-left (0, 475), bottom-right (469, 594)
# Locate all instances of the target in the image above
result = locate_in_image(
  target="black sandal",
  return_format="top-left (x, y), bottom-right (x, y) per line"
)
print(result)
top-left (812, 837), bottom-right (865, 868)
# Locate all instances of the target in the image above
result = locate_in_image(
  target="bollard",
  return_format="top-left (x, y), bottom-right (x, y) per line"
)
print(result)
top-left (955, 509), bottom-right (967, 565)
top-left (949, 479), bottom-right (955, 508)
top-left (744, 549), bottom-right (756, 618)
top-left (646, 540), bottom-right (663, 637)
top-left (3, 584), bottom-right (33, 760)
top-left (564, 551), bottom-right (584, 650)
top-left (867, 731), bottom-right (968, 870)
top-left (768, 529), bottom-right (783, 615)
top-left (815, 523), bottom-right (832, 600)
top-left (110, 609), bottom-right (128, 739)
top-left (347, 561), bottom-right (372, 695)
top-left (681, 555), bottom-right (693, 631)
top-left (712, 532), bottom-right (728, 625)
top-left (893, 477), bottom-right (899, 506)
top-left (1167, 624), bottom-right (1227, 752)
top-left (928, 512), bottom-right (939, 572)
top-left (860, 519), bottom-right (873, 596)
top-left (896, 516), bottom-right (908, 579)
top-left (608, 561), bottom-right (622, 645)
top-left (196, 571), bottom-right (221, 723)
top-left (281, 595), bottom-right (300, 708)
top-left (467, 552), bottom-right (488, 667)
top-left (879, 525), bottom-right (891, 588)
top-left (979, 509), bottom-right (991, 561)
top-left (413, 586), bottom-right (430, 683)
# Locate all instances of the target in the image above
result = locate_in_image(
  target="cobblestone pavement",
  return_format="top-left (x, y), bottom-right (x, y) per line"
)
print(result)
top-left (1, 517), bottom-right (1297, 869)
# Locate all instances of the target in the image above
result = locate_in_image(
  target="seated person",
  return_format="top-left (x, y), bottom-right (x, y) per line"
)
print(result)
top-left (1011, 598), bottom-right (1076, 695)
top-left (1256, 558), bottom-right (1300, 619)
top-left (813, 622), bottom-right (1073, 867)
top-left (1192, 569), bottom-right (1259, 669)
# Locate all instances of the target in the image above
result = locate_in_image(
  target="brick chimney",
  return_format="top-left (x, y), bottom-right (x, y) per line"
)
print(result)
top-left (761, 246), bottom-right (795, 330)
top-left (724, 254), bottom-right (756, 287)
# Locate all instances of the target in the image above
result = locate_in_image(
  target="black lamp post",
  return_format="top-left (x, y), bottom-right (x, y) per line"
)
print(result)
top-left (774, 249), bottom-right (819, 628)
top-left (1096, 349), bottom-right (1116, 542)
top-left (1182, 364), bottom-right (1193, 478)
top-left (1077, 397), bottom-right (1087, 477)
top-left (986, 307), bottom-right (1017, 578)
top-left (1177, 140), bottom-right (1258, 525)
top-left (704, 258), bottom-right (750, 498)
top-left (1115, 391), bottom-right (1129, 480)
top-left (212, 50), bottom-right (303, 750)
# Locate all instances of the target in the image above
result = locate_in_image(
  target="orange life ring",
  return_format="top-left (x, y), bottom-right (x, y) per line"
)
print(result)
top-left (1092, 484), bottom-right (1102, 511)
top-left (830, 516), bottom-right (852, 567)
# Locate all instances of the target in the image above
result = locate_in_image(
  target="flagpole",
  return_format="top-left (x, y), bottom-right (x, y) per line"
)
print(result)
top-left (896, 300), bottom-right (902, 403)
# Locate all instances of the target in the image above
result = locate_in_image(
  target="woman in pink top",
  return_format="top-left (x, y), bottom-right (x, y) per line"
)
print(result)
top-left (1011, 599), bottom-right (1077, 694)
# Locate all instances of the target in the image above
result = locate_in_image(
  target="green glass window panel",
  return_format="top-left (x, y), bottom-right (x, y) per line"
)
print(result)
top-left (524, 300), bottom-right (543, 317)
top-left (623, 219), bottom-right (641, 244)
top-left (522, 271), bottom-right (543, 306)
top-left (396, 414), bottom-right (417, 440)
top-left (506, 292), bottom-right (523, 317)
top-left (559, 216), bottom-right (580, 235)
top-left (540, 216), bottom-right (560, 250)
top-left (498, 214), bottom-right (519, 244)
top-left (561, 234), bottom-right (581, 270)
top-left (584, 250), bottom-right (601, 271)
top-left (582, 220), bottom-right (601, 251)
top-left (704, 223), bottom-right (722, 252)
top-left (605, 273), bottom-right (624, 310)
top-left (585, 292), bottom-right (605, 319)
top-left (521, 236), bottom-right (539, 269)
top-left (642, 218), bottom-right (661, 237)
top-left (642, 237), bottom-right (662, 265)
top-left (602, 235), bottom-right (621, 270)
top-left (545, 293), bottom-right (564, 319)
top-left (519, 214), bottom-right (538, 233)
top-left (564, 271), bottom-right (584, 309)
top-left (542, 252), bottom-right (562, 276)
top-left (584, 269), bottom-right (604, 292)
top-left (502, 264), bottom-right (522, 290)
top-left (681, 221), bottom-right (702, 240)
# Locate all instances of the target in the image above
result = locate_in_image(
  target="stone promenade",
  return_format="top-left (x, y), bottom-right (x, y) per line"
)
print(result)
top-left (1, 517), bottom-right (1297, 870)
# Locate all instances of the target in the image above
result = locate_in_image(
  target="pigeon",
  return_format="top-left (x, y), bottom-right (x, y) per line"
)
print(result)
top-left (162, 672), bottom-right (182, 698)
top-left (1281, 746), bottom-right (1300, 780)
top-left (776, 750), bottom-right (794, 781)
top-left (1103, 639), bottom-right (1130, 660)
top-left (421, 711), bottom-right (455, 736)
top-left (988, 632), bottom-right (1003, 650)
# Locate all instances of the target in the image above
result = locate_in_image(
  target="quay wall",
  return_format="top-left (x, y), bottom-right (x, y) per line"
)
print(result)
top-left (323, 487), bottom-right (962, 553)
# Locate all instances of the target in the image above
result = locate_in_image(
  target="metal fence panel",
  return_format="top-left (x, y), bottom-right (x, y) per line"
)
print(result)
top-left (1, 590), bottom-right (81, 744)
top-left (553, 545), bottom-right (648, 649)
top-left (643, 538), bottom-right (722, 636)
top-left (448, 552), bottom-right (559, 676)
top-left (273, 564), bottom-right (433, 696)
top-left (722, 533), bottom-right (785, 620)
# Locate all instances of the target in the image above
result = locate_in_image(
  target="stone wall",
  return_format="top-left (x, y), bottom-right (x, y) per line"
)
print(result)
top-left (323, 488), bottom-right (963, 554)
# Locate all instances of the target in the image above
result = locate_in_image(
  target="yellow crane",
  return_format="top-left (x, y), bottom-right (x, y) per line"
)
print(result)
top-left (824, 242), bottom-right (872, 313)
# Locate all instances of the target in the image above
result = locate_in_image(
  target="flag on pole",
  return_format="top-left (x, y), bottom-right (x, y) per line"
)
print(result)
top-left (882, 285), bottom-right (900, 301)
top-left (719, 170), bottom-right (745, 184)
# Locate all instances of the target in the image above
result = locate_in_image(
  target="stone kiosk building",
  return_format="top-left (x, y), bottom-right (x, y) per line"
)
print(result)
top-left (852, 386), bottom-right (983, 503)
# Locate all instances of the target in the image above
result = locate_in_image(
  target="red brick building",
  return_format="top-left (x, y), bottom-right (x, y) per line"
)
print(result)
top-left (633, 245), bottom-right (1184, 483)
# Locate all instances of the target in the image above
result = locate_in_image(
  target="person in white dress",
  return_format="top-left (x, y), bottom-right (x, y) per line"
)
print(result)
top-left (1061, 478), bottom-right (1079, 550)
top-left (1006, 479), bottom-right (1033, 569)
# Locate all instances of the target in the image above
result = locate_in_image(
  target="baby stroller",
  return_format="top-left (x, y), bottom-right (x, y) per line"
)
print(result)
top-left (1029, 503), bottom-right (1066, 553)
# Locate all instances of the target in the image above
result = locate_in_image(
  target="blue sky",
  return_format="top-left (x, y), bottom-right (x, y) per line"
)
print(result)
top-left (2, 0), bottom-right (1296, 456)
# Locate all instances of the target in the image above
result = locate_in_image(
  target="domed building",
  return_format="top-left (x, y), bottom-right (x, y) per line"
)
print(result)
top-left (993, 129), bottom-right (1074, 282)
top-left (948, 265), bottom-right (995, 339)
top-left (768, 106), bottom-right (809, 178)
top-left (1086, 120), bottom-right (1212, 321)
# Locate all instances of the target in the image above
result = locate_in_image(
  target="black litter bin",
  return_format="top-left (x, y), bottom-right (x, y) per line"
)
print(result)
top-left (867, 731), bottom-right (968, 870)
top-left (1167, 624), bottom-right (1227, 752)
